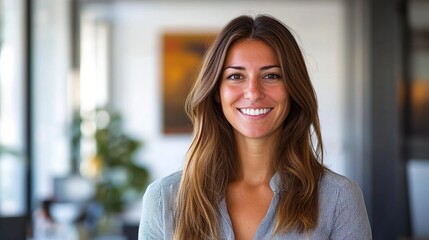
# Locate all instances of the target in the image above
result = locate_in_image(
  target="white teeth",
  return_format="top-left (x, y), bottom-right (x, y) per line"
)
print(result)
top-left (240, 108), bottom-right (271, 116)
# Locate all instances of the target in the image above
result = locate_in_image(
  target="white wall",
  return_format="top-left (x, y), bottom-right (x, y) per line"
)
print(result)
top-left (107, 1), bottom-right (347, 182)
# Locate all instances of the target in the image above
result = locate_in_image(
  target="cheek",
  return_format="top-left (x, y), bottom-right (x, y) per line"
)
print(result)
top-left (219, 85), bottom-right (238, 105)
top-left (219, 87), bottom-right (240, 119)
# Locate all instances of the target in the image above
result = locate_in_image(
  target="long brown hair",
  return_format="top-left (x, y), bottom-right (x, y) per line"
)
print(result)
top-left (174, 14), bottom-right (325, 239)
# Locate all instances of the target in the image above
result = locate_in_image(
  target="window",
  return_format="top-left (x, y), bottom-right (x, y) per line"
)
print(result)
top-left (0, 0), bottom-right (26, 217)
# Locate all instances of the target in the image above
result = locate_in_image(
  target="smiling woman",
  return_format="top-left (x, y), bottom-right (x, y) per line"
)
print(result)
top-left (219, 39), bottom-right (289, 141)
top-left (219, 39), bottom-right (290, 239)
top-left (139, 14), bottom-right (372, 240)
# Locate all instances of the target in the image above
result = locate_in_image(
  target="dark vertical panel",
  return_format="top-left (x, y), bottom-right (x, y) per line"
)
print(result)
top-left (71, 0), bottom-right (80, 69)
top-left (70, 0), bottom-right (80, 173)
top-left (0, 0), bottom-right (32, 237)
top-left (369, 0), bottom-right (411, 239)
top-left (402, 1), bottom-right (412, 142)
top-left (400, 2), bottom-right (414, 235)
top-left (24, 0), bottom-right (33, 236)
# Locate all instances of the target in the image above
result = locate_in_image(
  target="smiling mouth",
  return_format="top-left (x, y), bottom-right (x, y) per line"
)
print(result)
top-left (239, 108), bottom-right (272, 116)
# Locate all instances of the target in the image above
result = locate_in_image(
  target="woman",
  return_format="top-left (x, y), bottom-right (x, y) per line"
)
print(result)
top-left (139, 15), bottom-right (371, 240)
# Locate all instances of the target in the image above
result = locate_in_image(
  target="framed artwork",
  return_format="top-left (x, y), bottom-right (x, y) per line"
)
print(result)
top-left (162, 32), bottom-right (216, 134)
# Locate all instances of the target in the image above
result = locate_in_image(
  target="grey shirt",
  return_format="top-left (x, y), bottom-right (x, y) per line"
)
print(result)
top-left (139, 170), bottom-right (372, 240)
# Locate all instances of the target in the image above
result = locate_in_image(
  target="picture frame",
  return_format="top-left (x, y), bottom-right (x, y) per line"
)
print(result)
top-left (162, 32), bottom-right (217, 134)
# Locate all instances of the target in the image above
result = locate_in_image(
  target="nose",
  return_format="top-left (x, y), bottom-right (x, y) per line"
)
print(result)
top-left (244, 77), bottom-right (264, 101)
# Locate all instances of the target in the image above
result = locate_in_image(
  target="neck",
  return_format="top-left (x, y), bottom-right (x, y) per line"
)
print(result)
top-left (234, 134), bottom-right (277, 186)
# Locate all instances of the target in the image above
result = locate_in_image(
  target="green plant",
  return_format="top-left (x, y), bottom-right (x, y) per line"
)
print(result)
top-left (90, 109), bottom-right (150, 214)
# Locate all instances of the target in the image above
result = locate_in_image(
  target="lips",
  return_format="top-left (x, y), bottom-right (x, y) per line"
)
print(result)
top-left (239, 108), bottom-right (272, 116)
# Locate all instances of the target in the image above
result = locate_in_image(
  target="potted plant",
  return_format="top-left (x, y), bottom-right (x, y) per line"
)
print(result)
top-left (79, 108), bottom-right (150, 235)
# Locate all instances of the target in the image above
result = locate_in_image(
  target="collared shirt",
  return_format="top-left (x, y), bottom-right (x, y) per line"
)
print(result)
top-left (138, 170), bottom-right (372, 240)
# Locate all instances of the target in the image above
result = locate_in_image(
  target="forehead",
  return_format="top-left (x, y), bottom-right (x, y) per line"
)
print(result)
top-left (223, 39), bottom-right (279, 66)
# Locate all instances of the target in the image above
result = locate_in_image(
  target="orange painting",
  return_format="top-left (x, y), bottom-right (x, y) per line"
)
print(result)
top-left (162, 33), bottom-right (216, 134)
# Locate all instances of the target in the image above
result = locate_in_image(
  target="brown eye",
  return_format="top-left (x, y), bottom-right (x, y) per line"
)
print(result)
top-left (227, 73), bottom-right (243, 80)
top-left (263, 73), bottom-right (281, 80)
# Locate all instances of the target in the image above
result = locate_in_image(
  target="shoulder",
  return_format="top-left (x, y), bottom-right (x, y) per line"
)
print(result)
top-left (318, 169), bottom-right (366, 214)
top-left (143, 171), bottom-right (182, 207)
top-left (319, 169), bottom-right (361, 196)
top-left (146, 171), bottom-right (182, 194)
top-left (319, 170), bottom-right (366, 223)
top-left (318, 169), bottom-right (364, 216)
top-left (139, 171), bottom-right (182, 240)
top-left (317, 169), bottom-right (372, 239)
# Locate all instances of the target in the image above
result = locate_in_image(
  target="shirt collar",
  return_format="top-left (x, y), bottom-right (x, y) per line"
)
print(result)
top-left (269, 172), bottom-right (285, 193)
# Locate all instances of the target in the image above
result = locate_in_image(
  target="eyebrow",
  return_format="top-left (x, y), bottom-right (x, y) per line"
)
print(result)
top-left (223, 65), bottom-right (281, 71)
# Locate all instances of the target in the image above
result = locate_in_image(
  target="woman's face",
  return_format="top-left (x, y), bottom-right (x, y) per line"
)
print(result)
top-left (219, 39), bottom-right (290, 141)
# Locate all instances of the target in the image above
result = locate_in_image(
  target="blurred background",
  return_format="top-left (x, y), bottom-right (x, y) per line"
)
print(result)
top-left (0, 0), bottom-right (428, 239)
